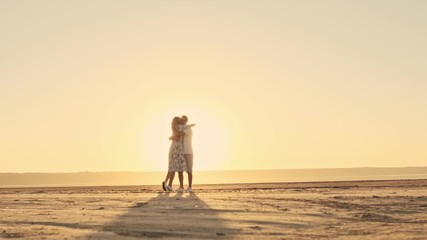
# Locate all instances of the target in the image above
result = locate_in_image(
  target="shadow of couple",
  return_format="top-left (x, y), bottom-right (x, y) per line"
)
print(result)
top-left (86, 191), bottom-right (239, 239)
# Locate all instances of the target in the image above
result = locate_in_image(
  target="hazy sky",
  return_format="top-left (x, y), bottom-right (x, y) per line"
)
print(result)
top-left (1, 0), bottom-right (426, 172)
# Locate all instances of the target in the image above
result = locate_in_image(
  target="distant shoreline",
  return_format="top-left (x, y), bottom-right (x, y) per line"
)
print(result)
top-left (1, 177), bottom-right (427, 190)
top-left (1, 167), bottom-right (427, 188)
top-left (2, 166), bottom-right (427, 174)
top-left (0, 178), bottom-right (427, 194)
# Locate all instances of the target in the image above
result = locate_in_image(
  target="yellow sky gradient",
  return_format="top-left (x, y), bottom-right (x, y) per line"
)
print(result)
top-left (1, 1), bottom-right (426, 172)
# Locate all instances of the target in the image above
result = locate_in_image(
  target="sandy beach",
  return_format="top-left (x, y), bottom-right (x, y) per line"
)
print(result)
top-left (1, 179), bottom-right (426, 239)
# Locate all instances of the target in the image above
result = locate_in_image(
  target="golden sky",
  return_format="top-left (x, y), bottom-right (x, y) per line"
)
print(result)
top-left (1, 1), bottom-right (426, 172)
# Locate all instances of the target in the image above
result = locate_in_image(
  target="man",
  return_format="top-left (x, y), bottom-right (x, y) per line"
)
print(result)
top-left (181, 115), bottom-right (195, 193)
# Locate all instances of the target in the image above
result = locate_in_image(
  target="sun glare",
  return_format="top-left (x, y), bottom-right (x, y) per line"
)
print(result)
top-left (140, 106), bottom-right (229, 171)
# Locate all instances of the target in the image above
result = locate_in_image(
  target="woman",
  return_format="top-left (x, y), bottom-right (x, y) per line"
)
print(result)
top-left (162, 116), bottom-right (186, 192)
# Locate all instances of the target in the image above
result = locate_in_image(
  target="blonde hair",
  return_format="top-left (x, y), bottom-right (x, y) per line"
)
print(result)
top-left (169, 116), bottom-right (182, 141)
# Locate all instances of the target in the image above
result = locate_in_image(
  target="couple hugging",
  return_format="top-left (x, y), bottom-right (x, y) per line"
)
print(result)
top-left (162, 115), bottom-right (195, 193)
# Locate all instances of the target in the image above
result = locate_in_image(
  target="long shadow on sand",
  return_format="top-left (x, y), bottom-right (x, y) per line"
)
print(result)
top-left (85, 191), bottom-right (240, 239)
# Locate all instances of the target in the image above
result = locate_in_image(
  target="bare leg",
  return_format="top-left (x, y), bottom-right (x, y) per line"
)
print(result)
top-left (187, 172), bottom-right (193, 188)
top-left (184, 154), bottom-right (194, 189)
top-left (168, 171), bottom-right (175, 187)
top-left (164, 172), bottom-right (169, 183)
top-left (178, 171), bottom-right (184, 189)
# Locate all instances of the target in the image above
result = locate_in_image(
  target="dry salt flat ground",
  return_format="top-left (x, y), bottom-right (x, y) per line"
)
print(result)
top-left (1, 179), bottom-right (427, 239)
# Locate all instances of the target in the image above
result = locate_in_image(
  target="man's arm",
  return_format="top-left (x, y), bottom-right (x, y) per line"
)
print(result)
top-left (183, 124), bottom-right (195, 134)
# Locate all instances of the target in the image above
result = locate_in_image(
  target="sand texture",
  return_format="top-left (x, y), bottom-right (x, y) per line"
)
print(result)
top-left (1, 179), bottom-right (427, 239)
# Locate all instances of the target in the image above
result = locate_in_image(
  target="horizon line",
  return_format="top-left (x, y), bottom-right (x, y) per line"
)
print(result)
top-left (2, 166), bottom-right (427, 174)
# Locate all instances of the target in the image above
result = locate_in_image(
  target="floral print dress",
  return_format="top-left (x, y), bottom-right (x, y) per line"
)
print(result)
top-left (168, 125), bottom-right (187, 172)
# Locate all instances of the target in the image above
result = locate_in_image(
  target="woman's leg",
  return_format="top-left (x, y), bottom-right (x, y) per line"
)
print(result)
top-left (168, 171), bottom-right (175, 187)
top-left (162, 172), bottom-right (170, 191)
top-left (164, 172), bottom-right (169, 183)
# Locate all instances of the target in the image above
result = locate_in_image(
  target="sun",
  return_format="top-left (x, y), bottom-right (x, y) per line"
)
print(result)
top-left (140, 106), bottom-right (229, 171)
